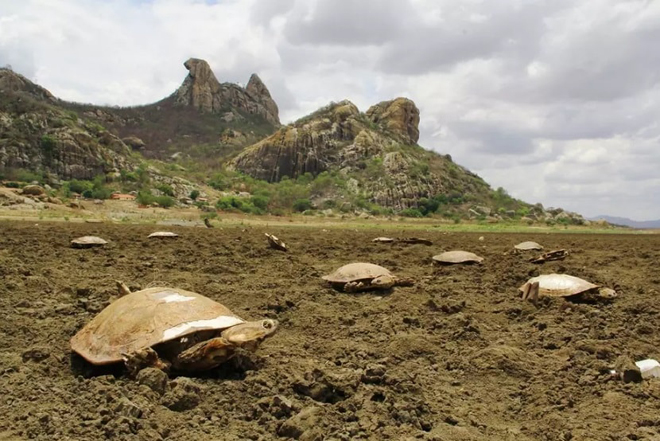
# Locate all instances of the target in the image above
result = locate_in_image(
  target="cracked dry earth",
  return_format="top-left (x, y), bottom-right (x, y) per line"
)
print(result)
top-left (1, 221), bottom-right (660, 440)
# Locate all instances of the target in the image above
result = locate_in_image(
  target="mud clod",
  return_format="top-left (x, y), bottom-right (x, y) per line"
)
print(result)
top-left (278, 406), bottom-right (323, 440)
top-left (137, 367), bottom-right (169, 395)
top-left (161, 377), bottom-right (203, 411)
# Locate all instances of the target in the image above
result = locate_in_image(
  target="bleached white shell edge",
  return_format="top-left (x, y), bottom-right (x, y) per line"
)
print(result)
top-left (162, 315), bottom-right (245, 341)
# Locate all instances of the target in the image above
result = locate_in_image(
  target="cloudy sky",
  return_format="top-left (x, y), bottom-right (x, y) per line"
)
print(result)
top-left (2, 0), bottom-right (659, 220)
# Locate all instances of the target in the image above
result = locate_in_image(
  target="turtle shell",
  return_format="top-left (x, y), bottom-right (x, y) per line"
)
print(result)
top-left (322, 262), bottom-right (393, 283)
top-left (519, 274), bottom-right (598, 297)
top-left (70, 287), bottom-right (245, 365)
top-left (514, 241), bottom-right (543, 251)
top-left (433, 250), bottom-right (484, 264)
top-left (71, 236), bottom-right (107, 248)
top-left (148, 231), bottom-right (179, 238)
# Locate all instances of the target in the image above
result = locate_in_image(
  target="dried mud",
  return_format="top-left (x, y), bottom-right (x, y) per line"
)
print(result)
top-left (1, 221), bottom-right (660, 440)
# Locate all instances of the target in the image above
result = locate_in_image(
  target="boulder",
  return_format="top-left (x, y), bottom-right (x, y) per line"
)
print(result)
top-left (366, 97), bottom-right (420, 145)
top-left (122, 136), bottom-right (145, 150)
top-left (22, 185), bottom-right (45, 196)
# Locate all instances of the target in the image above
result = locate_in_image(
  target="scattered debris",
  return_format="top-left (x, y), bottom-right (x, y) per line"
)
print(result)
top-left (265, 233), bottom-right (287, 251)
top-left (529, 249), bottom-right (569, 263)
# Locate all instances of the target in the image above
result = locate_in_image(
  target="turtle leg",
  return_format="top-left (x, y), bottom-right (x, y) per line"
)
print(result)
top-left (529, 281), bottom-right (539, 306)
top-left (394, 277), bottom-right (415, 287)
top-left (122, 347), bottom-right (171, 377)
top-left (344, 281), bottom-right (368, 293)
top-left (171, 337), bottom-right (235, 372)
top-left (521, 282), bottom-right (540, 305)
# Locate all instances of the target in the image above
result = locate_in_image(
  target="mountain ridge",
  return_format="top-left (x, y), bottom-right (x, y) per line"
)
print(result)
top-left (0, 59), bottom-right (589, 223)
top-left (589, 215), bottom-right (660, 229)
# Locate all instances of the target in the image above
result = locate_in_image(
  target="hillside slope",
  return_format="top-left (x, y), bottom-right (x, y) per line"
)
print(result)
top-left (0, 68), bottom-right (135, 182)
top-left (63, 58), bottom-right (279, 162)
top-left (229, 99), bottom-right (515, 212)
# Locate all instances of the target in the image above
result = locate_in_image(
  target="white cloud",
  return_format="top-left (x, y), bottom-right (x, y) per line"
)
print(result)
top-left (1, 0), bottom-right (660, 220)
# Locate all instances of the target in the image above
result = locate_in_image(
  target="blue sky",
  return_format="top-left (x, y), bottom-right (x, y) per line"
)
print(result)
top-left (2, 0), bottom-right (660, 220)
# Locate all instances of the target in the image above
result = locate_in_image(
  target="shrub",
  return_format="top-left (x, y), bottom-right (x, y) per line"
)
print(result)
top-left (216, 196), bottom-right (244, 211)
top-left (250, 195), bottom-right (269, 211)
top-left (293, 198), bottom-right (312, 212)
top-left (155, 196), bottom-right (175, 208)
top-left (208, 174), bottom-right (229, 190)
top-left (91, 187), bottom-right (112, 199)
top-left (40, 134), bottom-right (57, 155)
top-left (190, 189), bottom-right (200, 200)
top-left (136, 191), bottom-right (155, 206)
top-left (5, 182), bottom-right (20, 188)
top-left (216, 196), bottom-right (263, 214)
top-left (120, 170), bottom-right (138, 182)
top-left (156, 184), bottom-right (174, 197)
top-left (400, 208), bottom-right (423, 218)
top-left (69, 179), bottom-right (93, 194)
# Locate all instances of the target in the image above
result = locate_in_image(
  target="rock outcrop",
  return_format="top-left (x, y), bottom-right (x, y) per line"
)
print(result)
top-left (0, 72), bottom-right (135, 181)
top-left (0, 68), bottom-right (56, 102)
top-left (174, 58), bottom-right (280, 125)
top-left (229, 100), bottom-right (362, 182)
top-left (366, 98), bottom-right (420, 145)
top-left (229, 98), bottom-right (487, 209)
top-left (0, 108), bottom-right (133, 181)
top-left (246, 74), bottom-right (279, 124)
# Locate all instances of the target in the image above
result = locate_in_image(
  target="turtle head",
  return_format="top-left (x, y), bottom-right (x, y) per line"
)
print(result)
top-left (221, 319), bottom-right (279, 351)
top-left (172, 320), bottom-right (278, 371)
top-left (370, 274), bottom-right (395, 290)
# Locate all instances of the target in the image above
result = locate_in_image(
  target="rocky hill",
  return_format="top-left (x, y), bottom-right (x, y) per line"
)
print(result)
top-left (62, 58), bottom-right (279, 162)
top-left (229, 98), bottom-right (495, 210)
top-left (0, 68), bottom-right (134, 182)
top-left (0, 59), bottom-right (589, 223)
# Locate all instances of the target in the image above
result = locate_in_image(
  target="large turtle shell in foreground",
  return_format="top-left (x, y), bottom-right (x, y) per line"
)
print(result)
top-left (433, 251), bottom-right (484, 264)
top-left (71, 287), bottom-right (245, 365)
top-left (322, 262), bottom-right (393, 283)
top-left (519, 274), bottom-right (598, 298)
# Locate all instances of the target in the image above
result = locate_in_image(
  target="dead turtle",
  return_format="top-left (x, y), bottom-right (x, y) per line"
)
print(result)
top-left (514, 241), bottom-right (543, 251)
top-left (70, 286), bottom-right (278, 375)
top-left (71, 236), bottom-right (107, 249)
top-left (322, 262), bottom-right (414, 292)
top-left (398, 237), bottom-right (433, 246)
top-left (265, 233), bottom-right (287, 251)
top-left (148, 231), bottom-right (179, 238)
top-left (529, 249), bottom-right (569, 263)
top-left (432, 250), bottom-right (484, 265)
top-left (519, 273), bottom-right (617, 303)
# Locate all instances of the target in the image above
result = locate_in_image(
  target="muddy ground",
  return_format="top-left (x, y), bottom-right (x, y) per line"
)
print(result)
top-left (1, 221), bottom-right (660, 440)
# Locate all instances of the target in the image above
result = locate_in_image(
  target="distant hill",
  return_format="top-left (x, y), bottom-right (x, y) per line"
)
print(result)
top-left (0, 58), bottom-right (590, 221)
top-left (590, 215), bottom-right (660, 229)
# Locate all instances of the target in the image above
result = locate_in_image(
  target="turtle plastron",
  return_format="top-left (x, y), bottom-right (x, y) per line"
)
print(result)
top-left (171, 337), bottom-right (234, 371)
